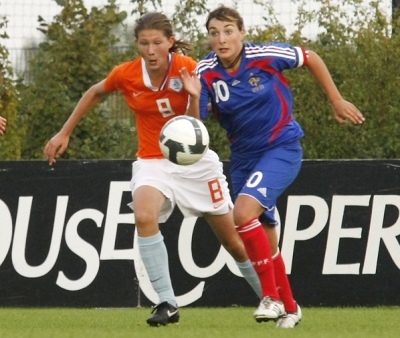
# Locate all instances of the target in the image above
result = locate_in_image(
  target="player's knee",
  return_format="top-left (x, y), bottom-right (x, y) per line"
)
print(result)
top-left (233, 212), bottom-right (251, 227)
top-left (134, 211), bottom-right (159, 229)
top-left (234, 214), bottom-right (260, 230)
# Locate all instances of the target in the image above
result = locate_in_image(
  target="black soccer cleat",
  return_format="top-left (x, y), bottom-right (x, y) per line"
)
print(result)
top-left (146, 302), bottom-right (180, 327)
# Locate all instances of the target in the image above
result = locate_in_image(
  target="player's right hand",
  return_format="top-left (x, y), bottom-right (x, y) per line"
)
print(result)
top-left (179, 67), bottom-right (201, 98)
top-left (44, 132), bottom-right (70, 165)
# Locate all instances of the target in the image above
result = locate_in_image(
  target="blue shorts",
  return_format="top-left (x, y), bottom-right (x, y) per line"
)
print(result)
top-left (230, 141), bottom-right (303, 225)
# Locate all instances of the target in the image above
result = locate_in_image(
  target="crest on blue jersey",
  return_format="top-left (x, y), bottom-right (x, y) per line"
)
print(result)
top-left (249, 77), bottom-right (260, 86)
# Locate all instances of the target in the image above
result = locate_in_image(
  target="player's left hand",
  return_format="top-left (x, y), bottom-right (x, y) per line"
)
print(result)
top-left (333, 99), bottom-right (365, 125)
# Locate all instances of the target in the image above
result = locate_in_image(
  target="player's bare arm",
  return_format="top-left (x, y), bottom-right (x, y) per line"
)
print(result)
top-left (44, 80), bottom-right (108, 165)
top-left (179, 67), bottom-right (201, 119)
top-left (306, 50), bottom-right (365, 125)
top-left (0, 116), bottom-right (7, 135)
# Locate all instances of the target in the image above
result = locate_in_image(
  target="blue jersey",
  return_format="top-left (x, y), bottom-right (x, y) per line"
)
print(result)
top-left (196, 42), bottom-right (308, 160)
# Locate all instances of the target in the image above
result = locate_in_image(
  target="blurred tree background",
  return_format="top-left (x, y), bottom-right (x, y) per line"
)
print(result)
top-left (0, 15), bottom-right (21, 158)
top-left (0, 0), bottom-right (399, 160)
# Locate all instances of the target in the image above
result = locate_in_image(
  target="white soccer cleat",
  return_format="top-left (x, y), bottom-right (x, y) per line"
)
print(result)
top-left (276, 304), bottom-right (302, 328)
top-left (254, 296), bottom-right (286, 322)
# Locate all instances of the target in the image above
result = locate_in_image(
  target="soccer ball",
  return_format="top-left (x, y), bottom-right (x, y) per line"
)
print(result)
top-left (159, 116), bottom-right (209, 165)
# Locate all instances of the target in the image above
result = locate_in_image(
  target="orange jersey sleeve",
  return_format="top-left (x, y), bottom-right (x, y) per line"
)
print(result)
top-left (104, 53), bottom-right (197, 158)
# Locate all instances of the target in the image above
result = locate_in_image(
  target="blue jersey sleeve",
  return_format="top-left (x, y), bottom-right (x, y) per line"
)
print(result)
top-left (196, 55), bottom-right (216, 121)
top-left (249, 42), bottom-right (308, 72)
top-left (199, 77), bottom-right (210, 121)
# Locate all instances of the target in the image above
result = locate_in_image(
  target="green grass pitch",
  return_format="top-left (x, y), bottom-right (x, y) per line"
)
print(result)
top-left (0, 306), bottom-right (399, 337)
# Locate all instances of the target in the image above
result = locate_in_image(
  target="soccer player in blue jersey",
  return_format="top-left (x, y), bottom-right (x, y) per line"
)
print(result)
top-left (180, 4), bottom-right (365, 328)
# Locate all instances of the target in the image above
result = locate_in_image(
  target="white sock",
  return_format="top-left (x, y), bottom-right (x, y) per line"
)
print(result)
top-left (138, 231), bottom-right (177, 307)
top-left (236, 259), bottom-right (262, 299)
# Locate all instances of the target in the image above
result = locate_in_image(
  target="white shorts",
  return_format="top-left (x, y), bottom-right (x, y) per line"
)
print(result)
top-left (129, 149), bottom-right (233, 223)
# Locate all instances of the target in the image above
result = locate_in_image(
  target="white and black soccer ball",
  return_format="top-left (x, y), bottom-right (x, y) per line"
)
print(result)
top-left (159, 116), bottom-right (209, 165)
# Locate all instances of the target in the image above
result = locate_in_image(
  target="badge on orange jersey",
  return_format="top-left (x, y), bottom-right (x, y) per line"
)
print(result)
top-left (169, 78), bottom-right (183, 92)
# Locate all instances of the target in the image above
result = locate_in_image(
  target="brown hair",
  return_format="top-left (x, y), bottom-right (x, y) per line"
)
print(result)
top-left (134, 12), bottom-right (192, 54)
top-left (205, 5), bottom-right (244, 32)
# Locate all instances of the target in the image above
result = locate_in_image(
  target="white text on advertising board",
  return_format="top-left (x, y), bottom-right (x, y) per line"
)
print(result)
top-left (1, 182), bottom-right (400, 306)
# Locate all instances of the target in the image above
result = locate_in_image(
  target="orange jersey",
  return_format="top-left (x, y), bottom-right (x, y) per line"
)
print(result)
top-left (104, 53), bottom-right (197, 158)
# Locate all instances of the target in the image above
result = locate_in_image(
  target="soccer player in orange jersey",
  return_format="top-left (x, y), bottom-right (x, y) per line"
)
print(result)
top-left (44, 12), bottom-right (262, 326)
